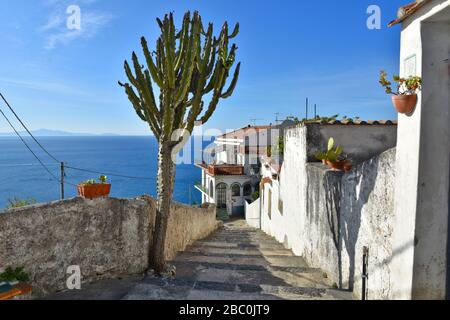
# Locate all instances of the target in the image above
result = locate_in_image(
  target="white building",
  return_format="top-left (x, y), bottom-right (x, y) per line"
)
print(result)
top-left (387, 0), bottom-right (450, 300)
top-left (196, 121), bottom-right (294, 218)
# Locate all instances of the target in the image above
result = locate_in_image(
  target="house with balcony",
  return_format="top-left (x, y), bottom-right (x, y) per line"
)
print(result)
top-left (195, 120), bottom-right (294, 218)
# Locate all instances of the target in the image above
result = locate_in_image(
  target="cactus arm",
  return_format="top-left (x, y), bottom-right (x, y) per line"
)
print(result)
top-left (174, 12), bottom-right (201, 105)
top-left (162, 14), bottom-right (176, 89)
top-left (229, 23), bottom-right (239, 39)
top-left (221, 62), bottom-right (241, 99)
top-left (141, 37), bottom-right (164, 88)
top-left (175, 12), bottom-right (190, 73)
top-left (131, 53), bottom-right (160, 117)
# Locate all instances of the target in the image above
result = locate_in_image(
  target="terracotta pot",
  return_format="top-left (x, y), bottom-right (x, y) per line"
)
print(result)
top-left (326, 160), bottom-right (352, 172)
top-left (343, 160), bottom-right (353, 172)
top-left (392, 94), bottom-right (417, 115)
top-left (77, 184), bottom-right (111, 199)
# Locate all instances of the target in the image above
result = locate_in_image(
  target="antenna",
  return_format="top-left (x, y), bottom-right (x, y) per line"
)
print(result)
top-left (274, 113), bottom-right (282, 125)
top-left (306, 98), bottom-right (309, 120)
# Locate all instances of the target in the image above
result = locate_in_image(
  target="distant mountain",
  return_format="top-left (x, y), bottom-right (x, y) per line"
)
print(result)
top-left (0, 129), bottom-right (120, 137)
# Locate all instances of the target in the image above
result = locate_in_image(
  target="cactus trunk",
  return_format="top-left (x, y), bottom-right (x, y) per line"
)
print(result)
top-left (152, 141), bottom-right (176, 274)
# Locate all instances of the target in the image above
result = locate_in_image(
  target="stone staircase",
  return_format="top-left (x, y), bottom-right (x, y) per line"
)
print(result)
top-left (123, 220), bottom-right (353, 300)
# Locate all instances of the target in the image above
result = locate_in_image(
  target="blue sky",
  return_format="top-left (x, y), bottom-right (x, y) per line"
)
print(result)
top-left (0, 0), bottom-right (406, 135)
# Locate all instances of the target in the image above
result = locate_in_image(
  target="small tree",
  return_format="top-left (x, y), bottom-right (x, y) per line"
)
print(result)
top-left (119, 11), bottom-right (240, 274)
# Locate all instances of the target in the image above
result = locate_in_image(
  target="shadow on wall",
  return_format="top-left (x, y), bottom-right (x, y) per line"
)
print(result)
top-left (323, 157), bottom-right (380, 292)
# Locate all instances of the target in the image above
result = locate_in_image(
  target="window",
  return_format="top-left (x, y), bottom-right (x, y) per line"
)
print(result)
top-left (216, 183), bottom-right (227, 209)
top-left (243, 183), bottom-right (252, 197)
top-left (231, 183), bottom-right (241, 197)
top-left (209, 180), bottom-right (214, 198)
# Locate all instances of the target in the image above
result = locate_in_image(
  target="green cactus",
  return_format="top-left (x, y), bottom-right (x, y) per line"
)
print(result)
top-left (119, 11), bottom-right (240, 274)
top-left (315, 137), bottom-right (345, 163)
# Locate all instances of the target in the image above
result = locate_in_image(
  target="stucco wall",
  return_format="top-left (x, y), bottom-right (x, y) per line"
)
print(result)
top-left (304, 149), bottom-right (396, 300)
top-left (304, 124), bottom-right (398, 163)
top-left (259, 123), bottom-right (398, 299)
top-left (245, 199), bottom-right (260, 229)
top-left (0, 196), bottom-right (219, 296)
top-left (261, 126), bottom-right (308, 255)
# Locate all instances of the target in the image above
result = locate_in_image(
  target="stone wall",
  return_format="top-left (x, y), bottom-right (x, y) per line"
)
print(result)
top-left (305, 148), bottom-right (396, 299)
top-left (0, 196), bottom-right (219, 297)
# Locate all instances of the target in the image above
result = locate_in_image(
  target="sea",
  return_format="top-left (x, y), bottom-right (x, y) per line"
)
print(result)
top-left (0, 136), bottom-right (213, 209)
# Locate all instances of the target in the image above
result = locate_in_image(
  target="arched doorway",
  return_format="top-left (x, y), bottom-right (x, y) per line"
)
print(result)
top-left (216, 183), bottom-right (227, 209)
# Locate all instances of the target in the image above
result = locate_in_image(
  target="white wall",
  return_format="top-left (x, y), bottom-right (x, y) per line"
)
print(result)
top-left (260, 126), bottom-right (308, 254)
top-left (245, 198), bottom-right (260, 229)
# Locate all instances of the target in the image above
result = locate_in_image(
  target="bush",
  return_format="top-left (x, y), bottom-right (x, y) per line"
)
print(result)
top-left (6, 197), bottom-right (37, 209)
top-left (0, 267), bottom-right (30, 283)
top-left (251, 191), bottom-right (260, 201)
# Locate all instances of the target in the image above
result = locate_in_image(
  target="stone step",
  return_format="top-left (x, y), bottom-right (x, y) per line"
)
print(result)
top-left (174, 251), bottom-right (308, 268)
top-left (122, 276), bottom-right (331, 300)
top-left (172, 261), bottom-right (328, 289)
top-left (195, 240), bottom-right (287, 250)
top-left (184, 246), bottom-right (294, 257)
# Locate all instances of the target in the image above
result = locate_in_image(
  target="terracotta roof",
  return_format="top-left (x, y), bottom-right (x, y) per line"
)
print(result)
top-left (218, 125), bottom-right (275, 139)
top-left (301, 120), bottom-right (398, 126)
top-left (388, 0), bottom-right (431, 27)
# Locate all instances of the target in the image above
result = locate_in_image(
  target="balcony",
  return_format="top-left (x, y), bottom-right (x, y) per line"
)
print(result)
top-left (207, 165), bottom-right (245, 176)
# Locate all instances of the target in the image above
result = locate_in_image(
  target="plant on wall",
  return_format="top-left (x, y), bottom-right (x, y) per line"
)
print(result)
top-left (6, 197), bottom-right (36, 209)
top-left (119, 11), bottom-right (241, 274)
top-left (0, 267), bottom-right (30, 284)
top-left (315, 138), bottom-right (352, 172)
top-left (379, 70), bottom-right (422, 114)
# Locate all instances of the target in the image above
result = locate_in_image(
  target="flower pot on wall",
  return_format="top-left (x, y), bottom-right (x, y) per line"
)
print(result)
top-left (392, 94), bottom-right (418, 115)
top-left (326, 160), bottom-right (352, 172)
top-left (77, 184), bottom-right (111, 200)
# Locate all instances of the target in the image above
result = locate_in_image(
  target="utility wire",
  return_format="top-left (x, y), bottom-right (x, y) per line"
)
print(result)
top-left (65, 165), bottom-right (156, 181)
top-left (0, 92), bottom-right (60, 163)
top-left (0, 91), bottom-right (182, 184)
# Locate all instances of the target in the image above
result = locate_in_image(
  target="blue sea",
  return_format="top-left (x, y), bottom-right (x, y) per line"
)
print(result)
top-left (0, 136), bottom-right (210, 209)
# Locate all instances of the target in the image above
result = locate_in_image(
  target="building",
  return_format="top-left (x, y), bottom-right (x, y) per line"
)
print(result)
top-left (195, 120), bottom-right (294, 218)
top-left (387, 0), bottom-right (450, 300)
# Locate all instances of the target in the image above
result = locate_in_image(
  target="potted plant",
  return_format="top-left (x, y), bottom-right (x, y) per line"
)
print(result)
top-left (0, 267), bottom-right (32, 300)
top-left (379, 70), bottom-right (422, 114)
top-left (0, 267), bottom-right (30, 286)
top-left (77, 175), bottom-right (111, 200)
top-left (315, 138), bottom-right (352, 172)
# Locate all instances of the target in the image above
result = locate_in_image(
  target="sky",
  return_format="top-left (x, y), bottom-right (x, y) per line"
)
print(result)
top-left (0, 0), bottom-right (407, 135)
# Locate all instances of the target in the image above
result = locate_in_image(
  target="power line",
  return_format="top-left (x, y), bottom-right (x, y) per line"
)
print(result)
top-left (65, 165), bottom-right (156, 181)
top-left (0, 92), bottom-right (60, 163)
top-left (0, 91), bottom-right (191, 185)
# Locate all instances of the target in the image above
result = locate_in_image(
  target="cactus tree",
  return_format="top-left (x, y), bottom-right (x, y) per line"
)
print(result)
top-left (119, 11), bottom-right (241, 274)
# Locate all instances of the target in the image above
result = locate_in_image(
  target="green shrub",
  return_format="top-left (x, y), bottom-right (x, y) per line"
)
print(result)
top-left (6, 197), bottom-right (37, 209)
top-left (0, 267), bottom-right (30, 283)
